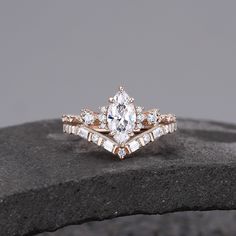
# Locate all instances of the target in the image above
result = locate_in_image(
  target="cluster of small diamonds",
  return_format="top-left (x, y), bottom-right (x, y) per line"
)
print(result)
top-left (135, 108), bottom-right (160, 131)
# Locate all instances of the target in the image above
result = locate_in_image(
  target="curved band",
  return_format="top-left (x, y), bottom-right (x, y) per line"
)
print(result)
top-left (63, 121), bottom-right (177, 156)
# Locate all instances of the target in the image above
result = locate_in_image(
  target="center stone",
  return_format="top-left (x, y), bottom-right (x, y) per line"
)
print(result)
top-left (107, 90), bottom-right (136, 144)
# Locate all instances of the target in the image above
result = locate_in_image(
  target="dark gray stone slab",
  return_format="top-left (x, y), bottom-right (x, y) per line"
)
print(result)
top-left (0, 119), bottom-right (236, 236)
top-left (38, 210), bottom-right (236, 236)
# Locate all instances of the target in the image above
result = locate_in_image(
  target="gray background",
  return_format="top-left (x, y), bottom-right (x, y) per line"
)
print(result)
top-left (0, 1), bottom-right (235, 128)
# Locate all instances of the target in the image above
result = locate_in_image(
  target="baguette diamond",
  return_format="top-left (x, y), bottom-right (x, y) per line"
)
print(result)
top-left (92, 133), bottom-right (99, 144)
top-left (78, 127), bottom-right (89, 139)
top-left (129, 140), bottom-right (140, 152)
top-left (143, 134), bottom-right (151, 144)
top-left (153, 127), bottom-right (163, 139)
top-left (103, 140), bottom-right (114, 152)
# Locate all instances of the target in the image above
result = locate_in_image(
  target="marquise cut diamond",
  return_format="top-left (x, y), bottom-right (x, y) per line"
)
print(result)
top-left (107, 89), bottom-right (136, 144)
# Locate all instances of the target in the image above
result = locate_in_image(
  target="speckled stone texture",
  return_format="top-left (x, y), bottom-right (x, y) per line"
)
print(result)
top-left (0, 119), bottom-right (235, 236)
top-left (38, 211), bottom-right (236, 236)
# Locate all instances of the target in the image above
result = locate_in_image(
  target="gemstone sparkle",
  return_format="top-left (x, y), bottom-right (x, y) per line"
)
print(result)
top-left (107, 89), bottom-right (136, 144)
top-left (118, 148), bottom-right (126, 159)
top-left (82, 112), bottom-right (95, 125)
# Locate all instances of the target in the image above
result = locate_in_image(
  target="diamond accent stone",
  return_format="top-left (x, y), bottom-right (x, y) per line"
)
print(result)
top-left (152, 127), bottom-right (163, 139)
top-left (107, 89), bottom-right (136, 144)
top-left (174, 123), bottom-right (177, 131)
top-left (136, 106), bottom-right (143, 113)
top-left (136, 123), bottom-right (143, 129)
top-left (103, 140), bottom-right (114, 152)
top-left (78, 127), bottom-right (89, 139)
top-left (63, 124), bottom-right (67, 132)
top-left (143, 134), bottom-right (151, 144)
top-left (100, 106), bottom-right (107, 114)
top-left (137, 114), bottom-right (145, 122)
top-left (99, 123), bottom-right (107, 129)
top-left (71, 126), bottom-right (77, 134)
top-left (82, 111), bottom-right (95, 125)
top-left (129, 140), bottom-right (140, 152)
top-left (118, 148), bottom-right (126, 159)
top-left (147, 112), bottom-right (157, 124)
top-left (98, 114), bottom-right (106, 123)
top-left (163, 125), bottom-right (169, 134)
top-left (68, 116), bottom-right (73, 122)
top-left (169, 123), bottom-right (174, 133)
top-left (66, 125), bottom-right (70, 133)
top-left (92, 133), bottom-right (99, 144)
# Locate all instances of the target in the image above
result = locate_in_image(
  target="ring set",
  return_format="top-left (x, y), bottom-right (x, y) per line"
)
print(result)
top-left (62, 86), bottom-right (177, 159)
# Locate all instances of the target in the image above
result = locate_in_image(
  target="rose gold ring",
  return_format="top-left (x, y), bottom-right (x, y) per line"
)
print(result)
top-left (62, 86), bottom-right (177, 159)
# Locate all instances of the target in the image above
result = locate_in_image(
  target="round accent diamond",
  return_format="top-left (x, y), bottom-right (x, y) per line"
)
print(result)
top-left (136, 123), bottom-right (143, 129)
top-left (117, 148), bottom-right (126, 159)
top-left (82, 112), bottom-right (95, 125)
top-left (100, 106), bottom-right (107, 114)
top-left (98, 114), bottom-right (106, 123)
top-left (147, 112), bottom-right (157, 124)
top-left (137, 114), bottom-right (145, 122)
top-left (99, 123), bottom-right (107, 129)
top-left (136, 106), bottom-right (143, 114)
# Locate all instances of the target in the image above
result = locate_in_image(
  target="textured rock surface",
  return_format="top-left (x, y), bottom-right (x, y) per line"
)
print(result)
top-left (38, 211), bottom-right (236, 236)
top-left (0, 119), bottom-right (236, 236)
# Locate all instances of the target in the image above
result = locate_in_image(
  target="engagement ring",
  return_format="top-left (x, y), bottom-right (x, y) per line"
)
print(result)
top-left (62, 86), bottom-right (177, 159)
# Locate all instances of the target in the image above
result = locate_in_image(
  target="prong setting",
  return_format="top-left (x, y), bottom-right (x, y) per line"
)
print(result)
top-left (119, 86), bottom-right (124, 91)
top-left (109, 97), bottom-right (115, 103)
